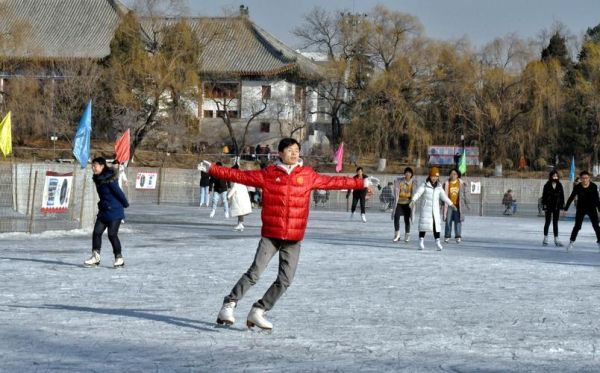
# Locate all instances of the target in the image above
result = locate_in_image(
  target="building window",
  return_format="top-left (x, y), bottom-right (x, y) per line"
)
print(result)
top-left (227, 110), bottom-right (238, 118)
top-left (260, 122), bottom-right (270, 133)
top-left (216, 110), bottom-right (225, 118)
top-left (203, 110), bottom-right (214, 118)
top-left (262, 85), bottom-right (271, 100)
top-left (205, 83), bottom-right (239, 99)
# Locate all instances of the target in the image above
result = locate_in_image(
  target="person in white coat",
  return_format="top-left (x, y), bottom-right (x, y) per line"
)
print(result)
top-left (410, 167), bottom-right (455, 251)
top-left (228, 164), bottom-right (252, 231)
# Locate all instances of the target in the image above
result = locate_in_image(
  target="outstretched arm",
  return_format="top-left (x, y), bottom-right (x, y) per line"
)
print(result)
top-left (312, 172), bottom-right (365, 191)
top-left (208, 164), bottom-right (265, 188)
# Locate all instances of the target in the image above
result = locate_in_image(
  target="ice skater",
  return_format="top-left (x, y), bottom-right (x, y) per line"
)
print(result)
top-left (346, 167), bottom-right (369, 222)
top-left (228, 164), bottom-right (252, 232)
top-left (205, 138), bottom-right (368, 330)
top-left (410, 167), bottom-right (455, 251)
top-left (209, 161), bottom-right (230, 219)
top-left (392, 167), bottom-right (417, 242)
top-left (541, 170), bottom-right (564, 247)
top-left (564, 170), bottom-right (600, 251)
top-left (198, 163), bottom-right (211, 207)
top-left (84, 157), bottom-right (129, 267)
top-left (442, 168), bottom-right (470, 244)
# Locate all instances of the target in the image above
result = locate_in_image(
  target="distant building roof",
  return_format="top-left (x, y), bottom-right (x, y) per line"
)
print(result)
top-left (0, 1), bottom-right (321, 80)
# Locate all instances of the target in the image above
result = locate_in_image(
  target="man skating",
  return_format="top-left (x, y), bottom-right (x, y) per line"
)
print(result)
top-left (204, 138), bottom-right (368, 330)
top-left (564, 170), bottom-right (600, 251)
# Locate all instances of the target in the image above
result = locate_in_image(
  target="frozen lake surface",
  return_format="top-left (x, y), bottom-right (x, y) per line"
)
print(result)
top-left (1, 205), bottom-right (600, 372)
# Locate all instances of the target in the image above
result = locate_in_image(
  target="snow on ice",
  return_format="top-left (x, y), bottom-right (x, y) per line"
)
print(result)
top-left (1, 205), bottom-right (599, 372)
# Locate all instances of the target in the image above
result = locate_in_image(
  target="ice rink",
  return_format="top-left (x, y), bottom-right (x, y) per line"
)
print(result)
top-left (1, 205), bottom-right (599, 372)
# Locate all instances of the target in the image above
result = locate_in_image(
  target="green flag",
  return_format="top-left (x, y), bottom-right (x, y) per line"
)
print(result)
top-left (458, 148), bottom-right (467, 175)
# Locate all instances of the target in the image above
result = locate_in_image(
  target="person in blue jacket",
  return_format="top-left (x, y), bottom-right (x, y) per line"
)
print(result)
top-left (84, 157), bottom-right (130, 267)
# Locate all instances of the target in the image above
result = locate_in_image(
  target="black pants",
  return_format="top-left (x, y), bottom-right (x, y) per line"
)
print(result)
top-left (543, 209), bottom-right (560, 237)
top-left (92, 219), bottom-right (122, 257)
top-left (570, 209), bottom-right (600, 242)
top-left (394, 204), bottom-right (412, 233)
top-left (419, 221), bottom-right (441, 239)
top-left (351, 193), bottom-right (366, 214)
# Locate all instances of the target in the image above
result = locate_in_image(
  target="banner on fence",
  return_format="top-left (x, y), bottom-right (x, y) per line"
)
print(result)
top-left (41, 171), bottom-right (73, 213)
top-left (428, 146), bottom-right (479, 166)
top-left (136, 171), bottom-right (158, 190)
top-left (470, 181), bottom-right (481, 195)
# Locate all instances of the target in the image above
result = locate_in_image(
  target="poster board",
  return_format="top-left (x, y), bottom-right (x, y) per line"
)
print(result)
top-left (135, 171), bottom-right (158, 190)
top-left (41, 171), bottom-right (73, 213)
top-left (470, 181), bottom-right (481, 195)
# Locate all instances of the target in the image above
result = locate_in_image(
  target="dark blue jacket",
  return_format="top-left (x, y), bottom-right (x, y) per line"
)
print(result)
top-left (93, 168), bottom-right (129, 222)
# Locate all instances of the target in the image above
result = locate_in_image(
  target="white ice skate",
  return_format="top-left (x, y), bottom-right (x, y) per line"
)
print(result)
top-left (216, 301), bottom-right (236, 326)
top-left (233, 223), bottom-right (244, 232)
top-left (456, 237), bottom-right (461, 244)
top-left (225, 211), bottom-right (230, 219)
top-left (542, 236), bottom-right (548, 246)
top-left (418, 238), bottom-right (425, 250)
top-left (209, 209), bottom-right (216, 218)
top-left (361, 214), bottom-right (367, 223)
top-left (246, 307), bottom-right (272, 330)
top-left (350, 212), bottom-right (355, 220)
top-left (83, 251), bottom-right (100, 267)
top-left (393, 231), bottom-right (401, 242)
top-left (566, 241), bottom-right (574, 252)
top-left (435, 239), bottom-right (443, 251)
top-left (444, 237), bottom-right (450, 243)
top-left (554, 237), bottom-right (563, 247)
top-left (404, 233), bottom-right (410, 242)
top-left (113, 256), bottom-right (125, 268)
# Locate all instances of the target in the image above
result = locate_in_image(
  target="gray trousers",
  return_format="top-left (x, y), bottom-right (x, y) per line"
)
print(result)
top-left (224, 237), bottom-right (301, 311)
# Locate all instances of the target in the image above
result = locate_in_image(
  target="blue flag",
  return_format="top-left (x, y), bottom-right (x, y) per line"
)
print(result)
top-left (569, 156), bottom-right (575, 183)
top-left (73, 101), bottom-right (92, 168)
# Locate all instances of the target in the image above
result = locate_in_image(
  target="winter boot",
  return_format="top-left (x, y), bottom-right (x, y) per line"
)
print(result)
top-left (456, 237), bottom-right (462, 244)
top-left (233, 223), bottom-right (244, 232)
top-left (542, 236), bottom-right (548, 246)
top-left (113, 256), bottom-right (125, 268)
top-left (566, 241), bottom-right (574, 252)
top-left (84, 251), bottom-right (101, 267)
top-left (209, 209), bottom-right (216, 218)
top-left (216, 301), bottom-right (236, 326)
top-left (418, 238), bottom-right (425, 250)
top-left (554, 237), bottom-right (563, 247)
top-left (404, 232), bottom-right (411, 242)
top-left (393, 231), bottom-right (401, 242)
top-left (246, 307), bottom-right (273, 330)
top-left (435, 238), bottom-right (443, 251)
top-left (361, 213), bottom-right (367, 223)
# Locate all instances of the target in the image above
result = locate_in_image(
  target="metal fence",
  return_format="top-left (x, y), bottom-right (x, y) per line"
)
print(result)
top-left (1, 162), bottom-right (572, 234)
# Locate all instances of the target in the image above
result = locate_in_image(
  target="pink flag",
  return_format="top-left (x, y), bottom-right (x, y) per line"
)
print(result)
top-left (114, 129), bottom-right (130, 164)
top-left (334, 142), bottom-right (344, 173)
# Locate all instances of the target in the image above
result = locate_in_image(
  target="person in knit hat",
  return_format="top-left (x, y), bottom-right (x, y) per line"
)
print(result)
top-left (410, 166), bottom-right (455, 251)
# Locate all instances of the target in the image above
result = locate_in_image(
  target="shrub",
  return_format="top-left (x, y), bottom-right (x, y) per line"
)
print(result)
top-left (502, 158), bottom-right (514, 170)
top-left (534, 158), bottom-right (547, 171)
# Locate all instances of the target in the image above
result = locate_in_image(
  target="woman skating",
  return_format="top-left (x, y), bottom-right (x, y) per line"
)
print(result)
top-left (391, 167), bottom-right (417, 242)
top-left (228, 164), bottom-right (252, 231)
top-left (442, 168), bottom-right (470, 244)
top-left (346, 167), bottom-right (369, 222)
top-left (84, 157), bottom-right (129, 267)
top-left (410, 167), bottom-right (455, 251)
top-left (541, 170), bottom-right (564, 247)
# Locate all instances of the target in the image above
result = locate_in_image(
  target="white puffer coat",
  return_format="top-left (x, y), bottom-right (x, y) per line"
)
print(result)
top-left (411, 180), bottom-right (454, 233)
top-left (227, 182), bottom-right (252, 217)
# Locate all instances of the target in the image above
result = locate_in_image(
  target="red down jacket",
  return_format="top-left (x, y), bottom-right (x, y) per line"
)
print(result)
top-left (209, 163), bottom-right (364, 241)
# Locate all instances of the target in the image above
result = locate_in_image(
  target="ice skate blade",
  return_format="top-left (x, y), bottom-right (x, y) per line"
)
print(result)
top-left (246, 320), bottom-right (272, 331)
top-left (113, 264), bottom-right (125, 268)
top-left (216, 318), bottom-right (234, 326)
top-left (83, 263), bottom-right (100, 268)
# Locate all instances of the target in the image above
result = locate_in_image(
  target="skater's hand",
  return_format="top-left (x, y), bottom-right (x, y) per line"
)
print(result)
top-left (201, 160), bottom-right (212, 171)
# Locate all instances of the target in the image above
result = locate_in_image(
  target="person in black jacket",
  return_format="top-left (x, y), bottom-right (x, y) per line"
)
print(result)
top-left (564, 170), bottom-right (600, 251)
top-left (209, 161), bottom-right (230, 219)
top-left (84, 157), bottom-right (129, 267)
top-left (199, 164), bottom-right (211, 207)
top-left (346, 167), bottom-right (369, 222)
top-left (541, 170), bottom-right (565, 247)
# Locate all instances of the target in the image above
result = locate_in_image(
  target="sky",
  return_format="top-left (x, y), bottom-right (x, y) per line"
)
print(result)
top-left (124, 0), bottom-right (600, 50)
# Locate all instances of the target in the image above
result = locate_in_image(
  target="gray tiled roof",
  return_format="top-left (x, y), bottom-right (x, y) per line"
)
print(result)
top-left (0, 0), bottom-right (126, 59)
top-left (0, 1), bottom-right (321, 79)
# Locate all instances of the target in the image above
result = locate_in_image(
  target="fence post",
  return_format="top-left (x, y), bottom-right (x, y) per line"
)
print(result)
top-left (69, 166), bottom-right (78, 220)
top-left (28, 171), bottom-right (38, 234)
top-left (157, 168), bottom-right (164, 205)
top-left (11, 158), bottom-right (17, 211)
top-left (79, 168), bottom-right (88, 229)
top-left (479, 183), bottom-right (484, 217)
top-left (26, 162), bottom-right (33, 216)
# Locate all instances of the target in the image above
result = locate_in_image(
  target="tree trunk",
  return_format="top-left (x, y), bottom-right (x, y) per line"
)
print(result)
top-left (377, 158), bottom-right (387, 172)
top-left (494, 162), bottom-right (503, 177)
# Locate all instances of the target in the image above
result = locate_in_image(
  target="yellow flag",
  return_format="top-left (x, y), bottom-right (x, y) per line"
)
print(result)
top-left (0, 111), bottom-right (12, 158)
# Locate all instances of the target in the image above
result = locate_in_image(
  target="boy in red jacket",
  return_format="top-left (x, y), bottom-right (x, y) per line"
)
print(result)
top-left (204, 138), bottom-right (368, 330)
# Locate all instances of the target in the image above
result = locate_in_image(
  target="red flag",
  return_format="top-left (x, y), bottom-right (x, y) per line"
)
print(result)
top-left (334, 142), bottom-right (344, 173)
top-left (114, 129), bottom-right (130, 164)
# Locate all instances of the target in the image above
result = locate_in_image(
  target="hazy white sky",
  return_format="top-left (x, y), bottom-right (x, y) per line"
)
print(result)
top-left (124, 0), bottom-right (600, 49)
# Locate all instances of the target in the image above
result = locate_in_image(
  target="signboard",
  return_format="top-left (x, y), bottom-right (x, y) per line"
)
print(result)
top-left (41, 171), bottom-right (73, 213)
top-left (470, 181), bottom-right (481, 195)
top-left (428, 146), bottom-right (479, 166)
top-left (135, 171), bottom-right (158, 190)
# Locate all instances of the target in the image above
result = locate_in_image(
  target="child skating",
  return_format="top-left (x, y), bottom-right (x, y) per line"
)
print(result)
top-left (204, 138), bottom-right (368, 330)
